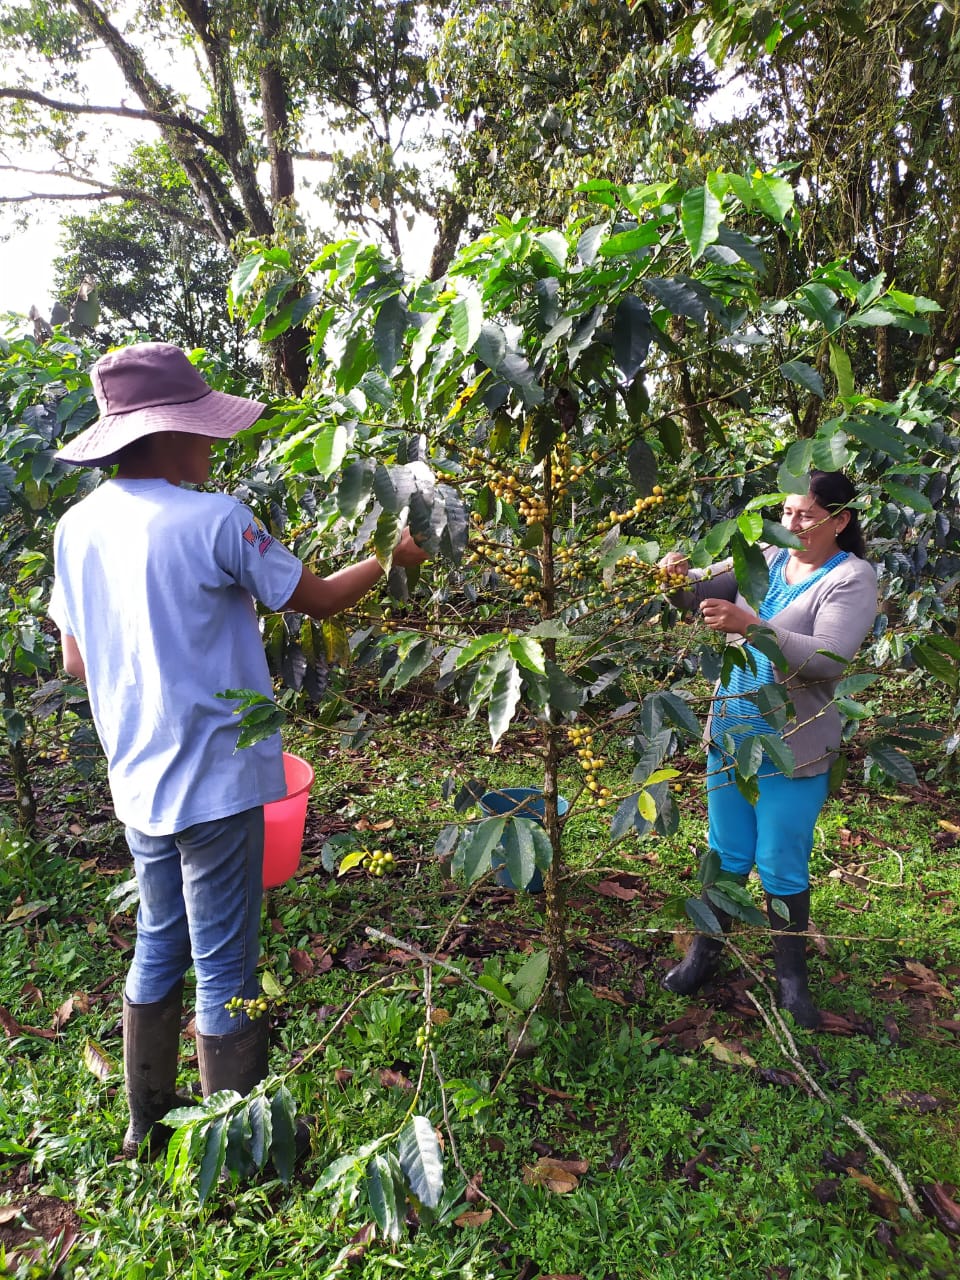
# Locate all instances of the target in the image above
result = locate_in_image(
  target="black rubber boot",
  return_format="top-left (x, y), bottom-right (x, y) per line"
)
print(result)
top-left (196, 1017), bottom-right (270, 1098)
top-left (122, 982), bottom-right (187, 1158)
top-left (766, 889), bottom-right (820, 1030)
top-left (662, 891), bottom-right (735, 995)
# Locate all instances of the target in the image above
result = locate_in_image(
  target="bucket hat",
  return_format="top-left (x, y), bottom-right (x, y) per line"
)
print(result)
top-left (58, 342), bottom-right (267, 466)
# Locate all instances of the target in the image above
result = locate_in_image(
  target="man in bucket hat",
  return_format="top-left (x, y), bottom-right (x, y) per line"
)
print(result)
top-left (49, 342), bottom-right (427, 1159)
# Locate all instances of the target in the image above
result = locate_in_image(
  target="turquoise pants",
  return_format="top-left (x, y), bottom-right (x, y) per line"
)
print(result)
top-left (705, 748), bottom-right (830, 897)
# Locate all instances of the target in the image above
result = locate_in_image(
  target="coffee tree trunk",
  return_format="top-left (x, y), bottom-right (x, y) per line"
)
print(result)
top-left (539, 449), bottom-right (570, 1008)
top-left (2, 669), bottom-right (36, 833)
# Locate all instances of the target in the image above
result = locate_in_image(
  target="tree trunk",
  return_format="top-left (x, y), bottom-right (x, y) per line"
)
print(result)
top-left (539, 443), bottom-right (569, 1010)
top-left (2, 670), bottom-right (36, 834)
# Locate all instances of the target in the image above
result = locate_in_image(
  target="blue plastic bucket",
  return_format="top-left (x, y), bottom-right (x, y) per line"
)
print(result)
top-left (479, 787), bottom-right (569, 891)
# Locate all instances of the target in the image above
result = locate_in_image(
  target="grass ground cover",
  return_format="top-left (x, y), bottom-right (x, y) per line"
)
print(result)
top-left (1, 700), bottom-right (959, 1279)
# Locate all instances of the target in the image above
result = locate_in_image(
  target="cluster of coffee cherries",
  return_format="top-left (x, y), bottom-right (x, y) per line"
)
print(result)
top-left (363, 848), bottom-right (395, 877)
top-left (464, 535), bottom-right (542, 604)
top-left (394, 707), bottom-right (431, 729)
top-left (415, 1020), bottom-right (439, 1051)
top-left (225, 994), bottom-right (270, 1020)
top-left (567, 724), bottom-right (613, 806)
top-left (594, 486), bottom-right (667, 535)
top-left (653, 563), bottom-right (690, 592)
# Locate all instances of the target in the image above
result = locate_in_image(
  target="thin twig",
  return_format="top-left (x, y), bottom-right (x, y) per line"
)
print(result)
top-left (726, 941), bottom-right (923, 1219)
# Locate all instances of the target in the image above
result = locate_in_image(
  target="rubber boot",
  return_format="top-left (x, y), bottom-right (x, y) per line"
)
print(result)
top-left (122, 982), bottom-right (186, 1158)
top-left (662, 891), bottom-right (735, 995)
top-left (766, 889), bottom-right (820, 1030)
top-left (196, 1017), bottom-right (270, 1098)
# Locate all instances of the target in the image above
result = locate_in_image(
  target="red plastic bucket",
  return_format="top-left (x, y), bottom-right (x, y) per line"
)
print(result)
top-left (262, 752), bottom-right (315, 888)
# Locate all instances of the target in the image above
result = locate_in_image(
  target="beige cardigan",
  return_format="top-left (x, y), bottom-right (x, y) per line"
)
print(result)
top-left (683, 547), bottom-right (879, 777)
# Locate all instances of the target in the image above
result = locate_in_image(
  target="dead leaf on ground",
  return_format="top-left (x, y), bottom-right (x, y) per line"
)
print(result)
top-left (334, 1068), bottom-right (354, 1088)
top-left (82, 1039), bottom-right (114, 1081)
top-left (919, 1183), bottom-right (960, 1235)
top-left (464, 1171), bottom-right (484, 1202)
top-left (353, 817), bottom-right (394, 832)
top-left (681, 1148), bottom-right (715, 1189)
top-left (52, 997), bottom-right (74, 1031)
top-left (817, 1011), bottom-right (858, 1036)
top-left (704, 1036), bottom-right (757, 1068)
top-left (454, 1209), bottom-right (492, 1228)
top-left (885, 1090), bottom-right (948, 1114)
top-left (846, 1168), bottom-right (900, 1220)
top-left (902, 960), bottom-right (953, 1000)
top-left (345, 1221), bottom-right (375, 1263)
top-left (593, 878), bottom-right (642, 901)
top-left (289, 949), bottom-right (314, 976)
top-left (522, 1156), bottom-right (588, 1194)
top-left (19, 982), bottom-right (42, 1006)
top-left (589, 985), bottom-right (628, 1005)
top-left (0, 1006), bottom-right (56, 1040)
top-left (935, 1019), bottom-right (960, 1036)
top-left (757, 1067), bottom-right (803, 1089)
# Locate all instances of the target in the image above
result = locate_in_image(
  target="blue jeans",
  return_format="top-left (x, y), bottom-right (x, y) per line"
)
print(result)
top-left (706, 748), bottom-right (830, 897)
top-left (123, 807), bottom-right (264, 1035)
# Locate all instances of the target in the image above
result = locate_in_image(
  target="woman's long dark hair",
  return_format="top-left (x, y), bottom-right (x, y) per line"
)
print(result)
top-left (809, 470), bottom-right (866, 558)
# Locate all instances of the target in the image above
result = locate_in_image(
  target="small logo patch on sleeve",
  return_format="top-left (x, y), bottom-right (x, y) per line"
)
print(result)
top-left (241, 517), bottom-right (275, 557)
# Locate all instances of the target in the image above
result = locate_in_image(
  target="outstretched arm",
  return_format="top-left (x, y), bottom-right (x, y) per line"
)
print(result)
top-left (62, 633), bottom-right (86, 682)
top-left (281, 529), bottom-right (428, 621)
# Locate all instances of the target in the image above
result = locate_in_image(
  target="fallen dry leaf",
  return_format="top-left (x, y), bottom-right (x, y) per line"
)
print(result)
top-left (522, 1156), bottom-right (588, 1194)
top-left (593, 879), bottom-right (642, 901)
top-left (52, 998), bottom-right (74, 1032)
top-left (885, 1090), bottom-right (946, 1114)
top-left (83, 1039), bottom-right (114, 1081)
top-left (454, 1209), bottom-right (492, 1228)
top-left (846, 1168), bottom-right (900, 1221)
top-left (0, 1005), bottom-right (56, 1040)
top-left (938, 820), bottom-right (960, 836)
top-left (703, 1036), bottom-right (757, 1069)
top-left (19, 982), bottom-right (42, 1006)
top-left (589, 985), bottom-right (627, 1006)
top-left (464, 1171), bottom-right (484, 1202)
top-left (919, 1183), bottom-right (960, 1235)
top-left (903, 960), bottom-right (952, 1000)
top-left (288, 949), bottom-right (314, 976)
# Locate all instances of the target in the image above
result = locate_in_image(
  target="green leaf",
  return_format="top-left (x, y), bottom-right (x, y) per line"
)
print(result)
top-left (758, 733), bottom-right (795, 777)
top-left (536, 230), bottom-right (568, 268)
top-left (337, 458), bottom-right (375, 520)
top-left (811, 429), bottom-right (853, 472)
top-left (612, 295), bottom-right (653, 382)
top-left (828, 341), bottom-right (854, 399)
top-left (626, 438), bottom-right (657, 493)
top-left (751, 174), bottom-right (794, 223)
top-left (397, 1116), bottom-right (443, 1209)
top-left (372, 507), bottom-right (405, 572)
top-left (270, 1087), bottom-right (298, 1184)
top-left (737, 510), bottom-right (763, 542)
top-left (374, 294), bottom-right (407, 375)
top-left (488, 654), bottom-right (522, 746)
top-left (686, 897), bottom-right (724, 935)
top-left (229, 253), bottom-right (265, 308)
top-left (794, 282), bottom-right (842, 332)
top-left (881, 479), bottom-right (933, 513)
top-left (500, 817), bottom-right (538, 891)
top-left (780, 360), bottom-right (825, 398)
top-left (747, 627), bottom-right (788, 672)
top-left (312, 421), bottom-right (348, 480)
top-left (366, 1153), bottom-right (403, 1243)
top-left (681, 183), bottom-right (724, 262)
top-left (731, 534), bottom-right (770, 609)
top-left (637, 790), bottom-right (657, 823)
top-left (736, 736), bottom-right (763, 779)
top-left (598, 221), bottom-right (664, 257)
top-left (451, 287), bottom-right (482, 354)
top-left (198, 1118), bottom-right (227, 1205)
top-left (508, 635), bottom-right (546, 675)
top-left (507, 950), bottom-right (550, 1011)
top-left (453, 632), bottom-right (504, 670)
top-left (456, 818), bottom-right (506, 885)
top-left (865, 742), bottom-right (917, 786)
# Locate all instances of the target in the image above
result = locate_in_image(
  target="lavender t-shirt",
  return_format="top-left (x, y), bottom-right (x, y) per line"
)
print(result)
top-left (49, 479), bottom-right (303, 834)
